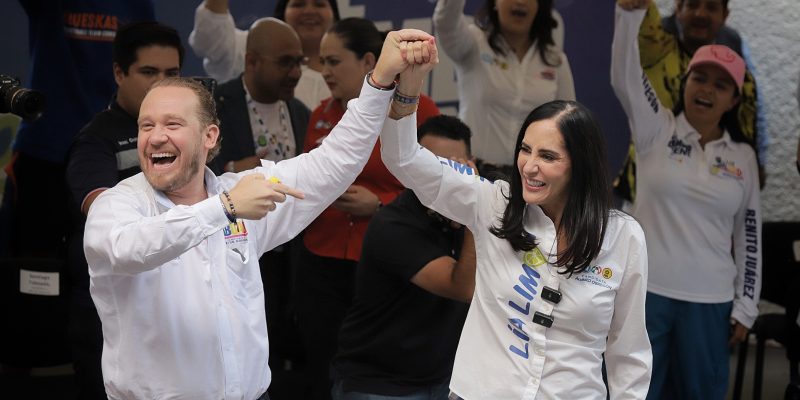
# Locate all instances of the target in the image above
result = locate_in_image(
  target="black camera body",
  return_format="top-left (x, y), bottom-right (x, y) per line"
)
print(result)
top-left (0, 74), bottom-right (46, 121)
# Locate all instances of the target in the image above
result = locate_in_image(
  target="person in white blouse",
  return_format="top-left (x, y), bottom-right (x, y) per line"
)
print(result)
top-left (612, 1), bottom-right (761, 399)
top-left (189, 0), bottom-right (339, 109)
top-left (379, 47), bottom-right (652, 399)
top-left (433, 0), bottom-right (574, 177)
top-left (83, 29), bottom-right (437, 400)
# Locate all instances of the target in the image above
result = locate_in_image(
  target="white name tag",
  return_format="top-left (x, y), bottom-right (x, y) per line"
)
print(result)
top-left (19, 269), bottom-right (60, 296)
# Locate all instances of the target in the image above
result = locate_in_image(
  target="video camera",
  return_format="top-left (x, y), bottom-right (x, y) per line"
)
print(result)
top-left (0, 74), bottom-right (45, 121)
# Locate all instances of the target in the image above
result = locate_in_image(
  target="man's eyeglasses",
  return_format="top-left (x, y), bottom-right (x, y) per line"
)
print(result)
top-left (273, 55), bottom-right (309, 70)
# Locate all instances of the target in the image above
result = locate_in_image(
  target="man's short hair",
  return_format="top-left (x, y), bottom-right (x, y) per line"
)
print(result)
top-left (417, 115), bottom-right (473, 156)
top-left (148, 77), bottom-right (221, 162)
top-left (113, 21), bottom-right (185, 74)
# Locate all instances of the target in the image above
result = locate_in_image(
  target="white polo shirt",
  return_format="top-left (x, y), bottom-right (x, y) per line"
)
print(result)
top-left (380, 116), bottom-right (652, 399)
top-left (433, 0), bottom-right (575, 166)
top-left (610, 6), bottom-right (761, 327)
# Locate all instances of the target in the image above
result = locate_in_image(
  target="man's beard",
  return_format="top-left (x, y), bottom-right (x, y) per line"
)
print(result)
top-left (145, 145), bottom-right (204, 194)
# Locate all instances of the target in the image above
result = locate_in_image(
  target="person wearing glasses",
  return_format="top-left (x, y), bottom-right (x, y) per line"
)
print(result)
top-left (295, 17), bottom-right (441, 400)
top-left (207, 17), bottom-right (312, 386)
top-left (211, 18), bottom-right (310, 174)
top-left (190, 0), bottom-right (340, 110)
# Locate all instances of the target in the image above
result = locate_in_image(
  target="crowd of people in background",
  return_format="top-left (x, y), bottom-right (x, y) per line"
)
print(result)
top-left (5, 0), bottom-right (800, 399)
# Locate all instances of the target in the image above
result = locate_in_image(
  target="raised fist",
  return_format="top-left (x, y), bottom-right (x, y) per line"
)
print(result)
top-left (372, 29), bottom-right (436, 87)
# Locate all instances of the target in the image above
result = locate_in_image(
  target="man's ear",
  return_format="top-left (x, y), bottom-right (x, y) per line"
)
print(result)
top-left (363, 52), bottom-right (377, 70)
top-left (204, 124), bottom-right (220, 151)
top-left (113, 63), bottom-right (125, 86)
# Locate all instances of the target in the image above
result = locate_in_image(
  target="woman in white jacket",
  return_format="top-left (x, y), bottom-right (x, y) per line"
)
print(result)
top-left (379, 49), bottom-right (651, 399)
top-left (611, 1), bottom-right (761, 399)
top-left (433, 0), bottom-right (574, 176)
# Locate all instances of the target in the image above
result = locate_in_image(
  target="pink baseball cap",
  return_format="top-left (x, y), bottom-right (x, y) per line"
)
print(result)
top-left (688, 44), bottom-right (745, 92)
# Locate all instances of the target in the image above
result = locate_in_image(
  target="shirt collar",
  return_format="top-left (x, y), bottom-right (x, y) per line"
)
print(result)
top-left (523, 204), bottom-right (559, 274)
top-left (676, 112), bottom-right (736, 148)
top-left (153, 167), bottom-right (220, 210)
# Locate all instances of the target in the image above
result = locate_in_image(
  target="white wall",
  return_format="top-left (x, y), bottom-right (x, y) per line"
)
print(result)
top-left (656, 0), bottom-right (800, 221)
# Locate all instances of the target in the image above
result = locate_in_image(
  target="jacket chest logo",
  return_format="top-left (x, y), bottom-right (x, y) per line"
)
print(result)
top-left (575, 265), bottom-right (614, 289)
top-left (224, 220), bottom-right (248, 245)
top-left (667, 135), bottom-right (692, 162)
top-left (710, 157), bottom-right (743, 180)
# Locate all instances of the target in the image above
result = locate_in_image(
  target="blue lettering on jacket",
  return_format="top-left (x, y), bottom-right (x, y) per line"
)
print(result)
top-left (439, 158), bottom-right (486, 181)
top-left (505, 262), bottom-right (542, 359)
top-left (508, 318), bottom-right (530, 358)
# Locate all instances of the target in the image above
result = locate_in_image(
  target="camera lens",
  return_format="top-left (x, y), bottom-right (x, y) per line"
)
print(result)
top-left (0, 74), bottom-right (46, 121)
top-left (8, 87), bottom-right (46, 121)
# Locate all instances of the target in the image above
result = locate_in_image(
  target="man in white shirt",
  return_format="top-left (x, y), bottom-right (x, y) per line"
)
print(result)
top-left (83, 29), bottom-right (437, 400)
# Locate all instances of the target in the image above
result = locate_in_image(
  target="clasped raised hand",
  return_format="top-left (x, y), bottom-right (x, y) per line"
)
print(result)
top-left (372, 29), bottom-right (437, 87)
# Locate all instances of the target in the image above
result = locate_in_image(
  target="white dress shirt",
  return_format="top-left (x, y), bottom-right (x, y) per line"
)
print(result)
top-left (433, 0), bottom-right (575, 166)
top-left (380, 116), bottom-right (652, 399)
top-left (610, 6), bottom-right (761, 328)
top-left (188, 3), bottom-right (331, 109)
top-left (84, 80), bottom-right (393, 400)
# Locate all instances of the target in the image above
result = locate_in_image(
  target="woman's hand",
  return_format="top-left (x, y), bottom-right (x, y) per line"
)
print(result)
top-left (372, 29), bottom-right (436, 87)
top-left (332, 184), bottom-right (382, 217)
top-left (728, 319), bottom-right (750, 347)
top-left (396, 38), bottom-right (439, 97)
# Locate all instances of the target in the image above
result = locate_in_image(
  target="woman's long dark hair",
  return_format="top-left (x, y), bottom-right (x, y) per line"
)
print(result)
top-left (474, 0), bottom-right (559, 66)
top-left (273, 0), bottom-right (341, 22)
top-left (490, 100), bottom-right (612, 276)
top-left (673, 75), bottom-right (748, 144)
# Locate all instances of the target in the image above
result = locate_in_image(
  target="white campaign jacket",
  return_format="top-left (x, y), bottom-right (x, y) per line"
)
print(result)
top-left (433, 0), bottom-right (575, 165)
top-left (380, 116), bottom-right (652, 399)
top-left (610, 6), bottom-right (761, 328)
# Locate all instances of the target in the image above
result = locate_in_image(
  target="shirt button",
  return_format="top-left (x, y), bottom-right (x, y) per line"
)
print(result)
top-left (535, 347), bottom-right (545, 356)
